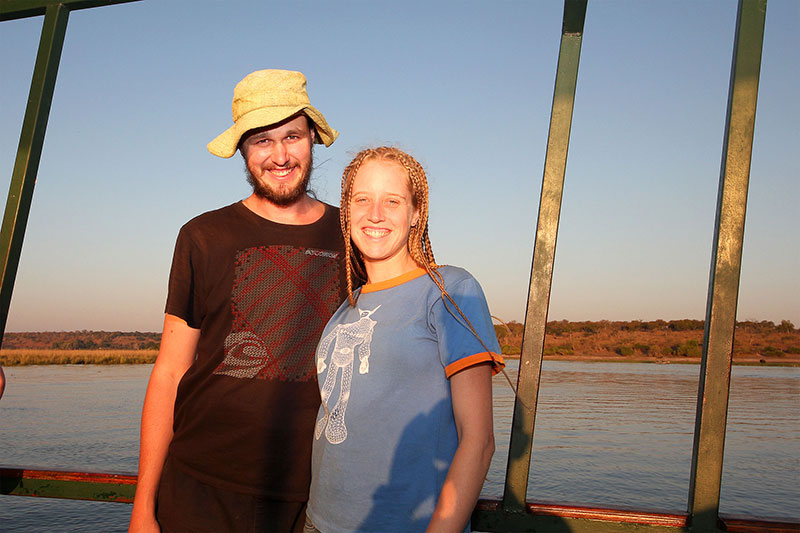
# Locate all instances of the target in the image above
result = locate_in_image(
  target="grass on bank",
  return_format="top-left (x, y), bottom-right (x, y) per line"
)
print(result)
top-left (0, 349), bottom-right (158, 366)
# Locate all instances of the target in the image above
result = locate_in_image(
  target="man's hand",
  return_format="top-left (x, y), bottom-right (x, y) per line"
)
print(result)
top-left (128, 507), bottom-right (161, 533)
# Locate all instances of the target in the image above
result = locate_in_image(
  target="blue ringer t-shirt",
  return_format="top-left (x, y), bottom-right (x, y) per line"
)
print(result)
top-left (308, 266), bottom-right (503, 532)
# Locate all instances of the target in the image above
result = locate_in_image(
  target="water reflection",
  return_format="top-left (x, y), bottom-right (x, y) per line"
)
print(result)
top-left (486, 360), bottom-right (800, 520)
top-left (0, 361), bottom-right (797, 530)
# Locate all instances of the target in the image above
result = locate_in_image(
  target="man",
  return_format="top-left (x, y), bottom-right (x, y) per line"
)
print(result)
top-left (129, 70), bottom-right (347, 532)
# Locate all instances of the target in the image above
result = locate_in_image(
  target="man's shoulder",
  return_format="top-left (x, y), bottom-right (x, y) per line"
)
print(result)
top-left (180, 202), bottom-right (243, 232)
top-left (320, 201), bottom-right (339, 212)
top-left (318, 202), bottom-right (340, 224)
top-left (187, 201), bottom-right (242, 224)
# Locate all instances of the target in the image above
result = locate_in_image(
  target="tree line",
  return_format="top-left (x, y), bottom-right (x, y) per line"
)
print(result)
top-left (2, 330), bottom-right (161, 350)
top-left (2, 319), bottom-right (796, 352)
top-left (494, 318), bottom-right (796, 339)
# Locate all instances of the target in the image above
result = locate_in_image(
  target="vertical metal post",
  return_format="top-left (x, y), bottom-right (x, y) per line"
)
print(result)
top-left (0, 3), bottom-right (69, 344)
top-left (688, 1), bottom-right (767, 531)
top-left (502, 0), bottom-right (587, 513)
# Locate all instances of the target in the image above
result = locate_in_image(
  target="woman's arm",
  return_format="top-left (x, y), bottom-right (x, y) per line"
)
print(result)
top-left (428, 363), bottom-right (494, 532)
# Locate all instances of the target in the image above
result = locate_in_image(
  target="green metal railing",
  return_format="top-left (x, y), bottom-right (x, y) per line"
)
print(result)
top-left (503, 0), bottom-right (587, 515)
top-left (0, 0), bottom-right (142, 340)
top-left (688, 1), bottom-right (768, 530)
top-left (1, 1), bottom-right (794, 531)
top-left (477, 1), bottom-right (772, 531)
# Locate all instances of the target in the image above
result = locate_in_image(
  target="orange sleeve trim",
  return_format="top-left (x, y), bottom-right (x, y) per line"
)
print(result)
top-left (445, 352), bottom-right (506, 378)
top-left (361, 267), bottom-right (427, 293)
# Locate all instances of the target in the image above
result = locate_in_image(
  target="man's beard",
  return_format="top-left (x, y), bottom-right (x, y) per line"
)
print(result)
top-left (245, 151), bottom-right (313, 207)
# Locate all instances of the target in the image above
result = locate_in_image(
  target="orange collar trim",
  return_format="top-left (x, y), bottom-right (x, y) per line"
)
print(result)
top-left (361, 268), bottom-right (427, 293)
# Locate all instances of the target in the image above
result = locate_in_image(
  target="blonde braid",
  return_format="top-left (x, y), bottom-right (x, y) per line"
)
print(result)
top-left (340, 151), bottom-right (371, 306)
top-left (396, 155), bottom-right (436, 270)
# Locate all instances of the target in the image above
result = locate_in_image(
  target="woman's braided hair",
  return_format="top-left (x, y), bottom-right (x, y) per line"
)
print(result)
top-left (341, 146), bottom-right (437, 305)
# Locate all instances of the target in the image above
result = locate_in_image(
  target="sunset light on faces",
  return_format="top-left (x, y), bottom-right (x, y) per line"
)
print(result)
top-left (350, 160), bottom-right (421, 284)
top-left (241, 115), bottom-right (315, 201)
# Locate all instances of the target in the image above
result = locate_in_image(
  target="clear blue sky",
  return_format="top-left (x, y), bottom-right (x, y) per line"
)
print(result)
top-left (1, 0), bottom-right (797, 332)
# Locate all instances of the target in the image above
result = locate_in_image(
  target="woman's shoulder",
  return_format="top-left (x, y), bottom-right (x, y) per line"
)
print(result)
top-left (427, 266), bottom-right (490, 304)
top-left (436, 265), bottom-right (479, 286)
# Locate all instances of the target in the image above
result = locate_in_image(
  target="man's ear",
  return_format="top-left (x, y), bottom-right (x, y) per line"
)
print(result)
top-left (309, 124), bottom-right (316, 144)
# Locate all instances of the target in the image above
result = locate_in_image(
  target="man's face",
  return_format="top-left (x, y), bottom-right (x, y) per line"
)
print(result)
top-left (240, 114), bottom-right (315, 206)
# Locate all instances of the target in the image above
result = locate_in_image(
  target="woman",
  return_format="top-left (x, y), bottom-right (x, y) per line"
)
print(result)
top-left (306, 147), bottom-right (504, 532)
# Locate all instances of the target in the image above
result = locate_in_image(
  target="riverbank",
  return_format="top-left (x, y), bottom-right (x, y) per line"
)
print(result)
top-left (496, 319), bottom-right (800, 366)
top-left (1, 320), bottom-right (797, 366)
top-left (1, 349), bottom-right (797, 367)
top-left (0, 349), bottom-right (157, 366)
top-left (501, 353), bottom-right (800, 366)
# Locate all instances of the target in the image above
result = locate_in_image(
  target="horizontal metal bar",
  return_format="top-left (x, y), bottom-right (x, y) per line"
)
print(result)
top-left (721, 515), bottom-right (800, 533)
top-left (0, 466), bottom-right (137, 503)
top-left (2, 468), bottom-right (797, 531)
top-left (0, 0), bottom-right (141, 21)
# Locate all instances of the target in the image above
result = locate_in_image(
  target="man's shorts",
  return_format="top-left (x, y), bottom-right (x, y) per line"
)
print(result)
top-left (156, 456), bottom-right (307, 532)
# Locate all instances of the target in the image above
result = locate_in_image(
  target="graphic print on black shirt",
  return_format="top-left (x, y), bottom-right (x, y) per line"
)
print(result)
top-left (215, 244), bottom-right (342, 382)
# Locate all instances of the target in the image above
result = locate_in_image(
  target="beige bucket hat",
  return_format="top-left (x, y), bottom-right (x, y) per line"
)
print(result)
top-left (207, 69), bottom-right (338, 158)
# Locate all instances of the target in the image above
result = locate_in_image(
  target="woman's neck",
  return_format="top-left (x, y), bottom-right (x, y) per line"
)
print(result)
top-left (364, 255), bottom-right (421, 284)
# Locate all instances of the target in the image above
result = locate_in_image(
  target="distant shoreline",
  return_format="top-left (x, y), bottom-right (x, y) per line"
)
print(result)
top-left (1, 349), bottom-right (798, 367)
top-left (0, 349), bottom-right (158, 366)
top-left (503, 354), bottom-right (800, 367)
top-left (1, 320), bottom-right (797, 367)
top-left (494, 319), bottom-right (799, 366)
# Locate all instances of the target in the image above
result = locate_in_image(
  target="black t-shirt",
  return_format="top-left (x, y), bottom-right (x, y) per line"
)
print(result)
top-left (165, 201), bottom-right (347, 499)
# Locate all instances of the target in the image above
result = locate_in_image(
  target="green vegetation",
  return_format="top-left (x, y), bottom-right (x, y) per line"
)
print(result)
top-left (759, 346), bottom-right (784, 358)
top-left (615, 345), bottom-right (635, 357)
top-left (667, 319), bottom-right (703, 331)
top-left (0, 349), bottom-right (158, 366)
top-left (543, 344), bottom-right (574, 356)
top-left (2, 331), bottom-right (160, 351)
top-left (3, 320), bottom-right (798, 365)
top-left (493, 318), bottom-right (798, 364)
top-left (673, 340), bottom-right (703, 358)
top-left (501, 345), bottom-right (520, 356)
top-left (633, 343), bottom-right (651, 355)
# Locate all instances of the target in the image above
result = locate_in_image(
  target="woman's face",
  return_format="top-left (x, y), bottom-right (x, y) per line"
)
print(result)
top-left (349, 160), bottom-right (420, 280)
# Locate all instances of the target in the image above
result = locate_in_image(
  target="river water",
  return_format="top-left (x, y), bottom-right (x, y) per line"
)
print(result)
top-left (0, 361), bottom-right (798, 531)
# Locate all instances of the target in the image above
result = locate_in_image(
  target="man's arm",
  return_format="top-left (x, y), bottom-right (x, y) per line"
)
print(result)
top-left (129, 314), bottom-right (199, 533)
top-left (428, 363), bottom-right (495, 532)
